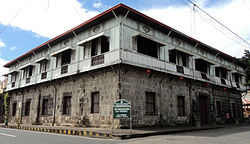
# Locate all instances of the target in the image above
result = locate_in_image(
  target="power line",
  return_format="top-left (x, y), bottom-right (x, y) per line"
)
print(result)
top-left (0, 0), bottom-right (30, 35)
top-left (185, 0), bottom-right (250, 49)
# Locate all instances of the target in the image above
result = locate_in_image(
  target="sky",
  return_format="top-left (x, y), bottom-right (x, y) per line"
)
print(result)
top-left (0, 0), bottom-right (250, 80)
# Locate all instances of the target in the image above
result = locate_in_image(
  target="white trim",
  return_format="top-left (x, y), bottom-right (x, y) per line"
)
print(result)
top-left (134, 32), bottom-right (166, 45)
top-left (50, 46), bottom-right (71, 57)
top-left (7, 69), bottom-right (19, 74)
top-left (34, 57), bottom-right (48, 63)
top-left (77, 32), bottom-right (104, 46)
top-left (18, 63), bottom-right (33, 70)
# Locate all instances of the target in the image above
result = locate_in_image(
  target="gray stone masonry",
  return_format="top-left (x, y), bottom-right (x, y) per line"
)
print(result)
top-left (8, 64), bottom-right (243, 128)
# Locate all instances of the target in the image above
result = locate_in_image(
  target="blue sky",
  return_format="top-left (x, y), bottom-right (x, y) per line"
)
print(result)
top-left (0, 0), bottom-right (250, 79)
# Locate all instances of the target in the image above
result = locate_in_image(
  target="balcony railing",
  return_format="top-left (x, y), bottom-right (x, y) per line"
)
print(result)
top-left (26, 77), bottom-right (30, 84)
top-left (121, 50), bottom-right (246, 90)
top-left (11, 82), bottom-right (15, 88)
top-left (41, 72), bottom-right (47, 79)
top-left (5, 49), bottom-right (246, 91)
top-left (176, 65), bottom-right (184, 74)
top-left (61, 65), bottom-right (68, 74)
top-left (91, 54), bottom-right (104, 66)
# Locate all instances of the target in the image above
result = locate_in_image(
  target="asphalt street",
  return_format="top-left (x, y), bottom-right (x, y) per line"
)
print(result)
top-left (1, 125), bottom-right (250, 144)
top-left (121, 125), bottom-right (250, 144)
top-left (0, 127), bottom-right (122, 144)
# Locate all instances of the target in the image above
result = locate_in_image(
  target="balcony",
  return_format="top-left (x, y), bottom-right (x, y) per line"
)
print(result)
top-left (11, 82), bottom-right (15, 88)
top-left (91, 54), bottom-right (104, 66)
top-left (61, 65), bottom-right (68, 74)
top-left (121, 50), bottom-right (246, 90)
top-left (176, 65), bottom-right (184, 74)
top-left (41, 72), bottom-right (47, 79)
top-left (26, 77), bottom-right (30, 84)
top-left (5, 49), bottom-right (246, 91)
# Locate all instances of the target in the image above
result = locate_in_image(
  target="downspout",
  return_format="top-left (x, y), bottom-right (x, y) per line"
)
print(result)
top-left (112, 11), bottom-right (121, 99)
top-left (52, 81), bottom-right (57, 126)
top-left (159, 74), bottom-right (165, 124)
top-left (158, 30), bottom-right (171, 124)
top-left (20, 90), bottom-right (24, 123)
top-left (112, 10), bottom-right (129, 100)
top-left (35, 87), bottom-right (41, 124)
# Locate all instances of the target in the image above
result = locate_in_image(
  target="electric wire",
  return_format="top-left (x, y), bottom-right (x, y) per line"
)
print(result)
top-left (0, 0), bottom-right (30, 35)
top-left (185, 0), bottom-right (250, 49)
top-left (179, 0), bottom-right (250, 49)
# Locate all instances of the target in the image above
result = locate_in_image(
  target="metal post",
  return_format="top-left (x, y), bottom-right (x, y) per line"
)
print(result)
top-left (130, 100), bottom-right (132, 134)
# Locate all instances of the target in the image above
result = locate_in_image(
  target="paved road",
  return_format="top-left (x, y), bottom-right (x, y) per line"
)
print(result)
top-left (0, 127), bottom-right (122, 144)
top-left (121, 125), bottom-right (250, 144)
top-left (1, 125), bottom-right (250, 144)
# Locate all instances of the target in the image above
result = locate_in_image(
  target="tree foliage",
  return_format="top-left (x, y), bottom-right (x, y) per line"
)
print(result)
top-left (239, 50), bottom-right (250, 86)
top-left (4, 93), bottom-right (9, 123)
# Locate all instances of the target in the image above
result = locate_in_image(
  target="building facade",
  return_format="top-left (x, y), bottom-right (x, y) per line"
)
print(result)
top-left (242, 90), bottom-right (250, 118)
top-left (4, 4), bottom-right (247, 128)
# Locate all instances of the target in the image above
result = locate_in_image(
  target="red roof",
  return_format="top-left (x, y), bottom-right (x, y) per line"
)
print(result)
top-left (4, 3), bottom-right (245, 68)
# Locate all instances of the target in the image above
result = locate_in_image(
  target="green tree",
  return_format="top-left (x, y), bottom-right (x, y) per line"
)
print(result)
top-left (4, 93), bottom-right (9, 125)
top-left (239, 50), bottom-right (250, 87)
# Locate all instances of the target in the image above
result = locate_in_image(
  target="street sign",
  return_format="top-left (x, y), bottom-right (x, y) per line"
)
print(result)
top-left (113, 99), bottom-right (131, 119)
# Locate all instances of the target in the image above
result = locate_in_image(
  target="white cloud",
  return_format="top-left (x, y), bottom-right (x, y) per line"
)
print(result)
top-left (142, 0), bottom-right (250, 58)
top-left (93, 2), bottom-right (103, 9)
top-left (10, 46), bottom-right (16, 51)
top-left (0, 0), bottom-right (99, 38)
top-left (0, 58), bottom-right (9, 81)
top-left (0, 39), bottom-right (5, 48)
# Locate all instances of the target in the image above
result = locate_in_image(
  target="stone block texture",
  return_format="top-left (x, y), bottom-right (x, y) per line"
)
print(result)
top-left (8, 64), bottom-right (243, 128)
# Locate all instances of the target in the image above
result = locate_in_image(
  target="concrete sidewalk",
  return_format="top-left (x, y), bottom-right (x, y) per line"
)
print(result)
top-left (0, 123), bottom-right (225, 139)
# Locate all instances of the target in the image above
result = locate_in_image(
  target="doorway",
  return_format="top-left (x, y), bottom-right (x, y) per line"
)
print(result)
top-left (199, 96), bottom-right (208, 125)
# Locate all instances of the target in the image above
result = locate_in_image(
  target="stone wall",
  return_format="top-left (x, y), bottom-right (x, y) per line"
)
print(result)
top-left (8, 64), bottom-right (243, 128)
top-left (120, 64), bottom-right (243, 127)
top-left (8, 66), bottom-right (119, 128)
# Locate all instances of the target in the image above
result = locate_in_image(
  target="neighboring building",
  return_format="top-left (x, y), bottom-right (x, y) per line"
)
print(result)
top-left (0, 75), bottom-right (8, 94)
top-left (4, 4), bottom-right (247, 128)
top-left (242, 90), bottom-right (250, 118)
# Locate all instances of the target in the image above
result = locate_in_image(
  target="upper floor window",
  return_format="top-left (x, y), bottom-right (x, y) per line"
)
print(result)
top-left (169, 49), bottom-right (190, 67)
top-left (11, 72), bottom-right (18, 82)
top-left (215, 67), bottom-right (228, 79)
top-left (23, 65), bottom-right (33, 79)
top-left (195, 59), bottom-right (211, 74)
top-left (40, 60), bottom-right (47, 73)
top-left (233, 73), bottom-right (242, 83)
top-left (136, 36), bottom-right (162, 58)
top-left (61, 49), bottom-right (71, 66)
top-left (88, 36), bottom-right (109, 57)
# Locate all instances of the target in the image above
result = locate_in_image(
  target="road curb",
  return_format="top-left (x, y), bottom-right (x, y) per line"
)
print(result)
top-left (0, 125), bottom-right (225, 140)
top-left (0, 125), bottom-right (112, 139)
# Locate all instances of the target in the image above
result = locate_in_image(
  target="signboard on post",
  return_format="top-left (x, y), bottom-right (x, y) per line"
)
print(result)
top-left (113, 99), bottom-right (131, 119)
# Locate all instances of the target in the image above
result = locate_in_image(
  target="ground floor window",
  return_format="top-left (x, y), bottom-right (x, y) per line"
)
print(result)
top-left (146, 92), bottom-right (156, 115)
top-left (216, 101), bottom-right (222, 117)
top-left (24, 100), bottom-right (31, 116)
top-left (177, 96), bottom-right (185, 116)
top-left (42, 99), bottom-right (48, 115)
top-left (232, 103), bottom-right (236, 117)
top-left (12, 102), bottom-right (17, 116)
top-left (91, 92), bottom-right (99, 113)
top-left (62, 96), bottom-right (71, 115)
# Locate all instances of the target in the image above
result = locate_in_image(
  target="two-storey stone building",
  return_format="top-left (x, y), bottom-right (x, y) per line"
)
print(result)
top-left (4, 4), bottom-right (247, 128)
